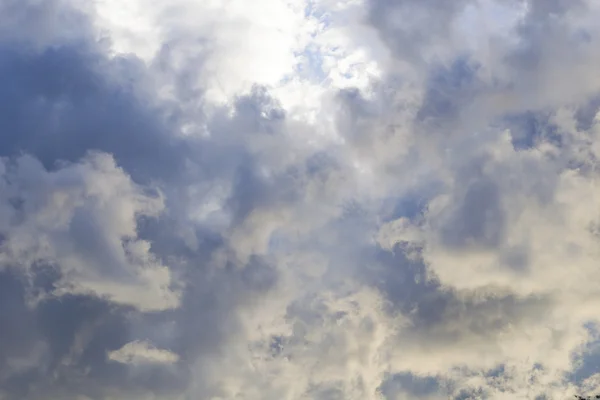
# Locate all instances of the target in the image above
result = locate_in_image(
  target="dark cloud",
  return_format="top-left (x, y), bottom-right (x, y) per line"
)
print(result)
top-left (497, 111), bottom-right (562, 150)
top-left (0, 269), bottom-right (138, 399)
top-left (416, 57), bottom-right (483, 129)
top-left (575, 95), bottom-right (600, 131)
top-left (360, 243), bottom-right (550, 346)
top-left (0, 0), bottom-right (93, 49)
top-left (367, 0), bottom-right (472, 65)
top-left (0, 44), bottom-right (189, 184)
top-left (439, 177), bottom-right (505, 250)
top-left (378, 372), bottom-right (441, 399)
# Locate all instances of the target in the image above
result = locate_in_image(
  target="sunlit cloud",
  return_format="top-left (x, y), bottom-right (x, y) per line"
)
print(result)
top-left (1, 0), bottom-right (600, 399)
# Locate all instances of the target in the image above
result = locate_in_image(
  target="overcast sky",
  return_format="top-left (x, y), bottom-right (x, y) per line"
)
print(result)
top-left (1, 0), bottom-right (600, 399)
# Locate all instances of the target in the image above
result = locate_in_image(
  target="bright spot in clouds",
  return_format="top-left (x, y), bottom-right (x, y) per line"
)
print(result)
top-left (2, 0), bottom-right (600, 399)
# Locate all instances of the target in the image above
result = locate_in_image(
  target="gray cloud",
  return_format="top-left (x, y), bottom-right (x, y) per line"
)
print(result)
top-left (367, 0), bottom-right (473, 68)
top-left (2, 0), bottom-right (600, 399)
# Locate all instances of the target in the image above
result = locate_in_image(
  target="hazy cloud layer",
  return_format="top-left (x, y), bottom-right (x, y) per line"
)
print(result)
top-left (2, 0), bottom-right (600, 399)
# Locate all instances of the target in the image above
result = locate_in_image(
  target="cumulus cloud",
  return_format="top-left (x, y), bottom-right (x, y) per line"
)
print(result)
top-left (0, 152), bottom-right (179, 311)
top-left (2, 0), bottom-right (600, 399)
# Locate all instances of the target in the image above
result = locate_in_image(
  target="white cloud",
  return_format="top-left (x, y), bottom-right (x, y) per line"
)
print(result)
top-left (0, 152), bottom-right (180, 312)
top-left (108, 340), bottom-right (179, 365)
top-left (93, 0), bottom-right (311, 102)
top-left (92, 0), bottom-right (385, 127)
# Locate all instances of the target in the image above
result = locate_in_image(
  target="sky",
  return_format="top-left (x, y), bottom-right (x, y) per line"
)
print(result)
top-left (1, 0), bottom-right (600, 399)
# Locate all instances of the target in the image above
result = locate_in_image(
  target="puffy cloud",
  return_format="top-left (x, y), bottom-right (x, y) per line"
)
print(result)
top-left (2, 0), bottom-right (600, 399)
top-left (0, 151), bottom-right (179, 311)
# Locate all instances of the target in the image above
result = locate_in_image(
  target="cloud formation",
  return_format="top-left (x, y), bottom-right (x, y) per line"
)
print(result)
top-left (108, 340), bottom-right (179, 365)
top-left (2, 0), bottom-right (600, 399)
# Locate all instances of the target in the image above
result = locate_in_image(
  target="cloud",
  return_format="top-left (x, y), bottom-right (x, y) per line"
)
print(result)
top-left (108, 340), bottom-right (179, 365)
top-left (2, 0), bottom-right (600, 399)
top-left (0, 151), bottom-right (179, 312)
